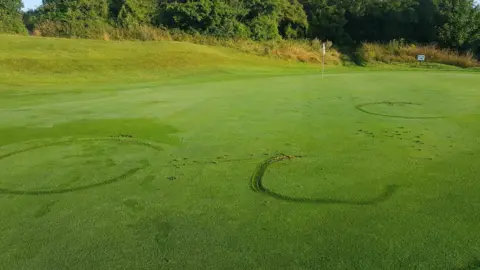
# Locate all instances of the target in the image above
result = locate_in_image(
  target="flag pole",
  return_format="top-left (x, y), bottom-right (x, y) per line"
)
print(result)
top-left (322, 43), bottom-right (325, 80)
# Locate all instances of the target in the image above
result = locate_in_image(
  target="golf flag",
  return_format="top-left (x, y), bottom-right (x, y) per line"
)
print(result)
top-left (321, 43), bottom-right (325, 79)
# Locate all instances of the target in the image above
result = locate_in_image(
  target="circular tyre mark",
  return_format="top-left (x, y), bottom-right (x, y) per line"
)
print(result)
top-left (0, 137), bottom-right (162, 195)
top-left (355, 102), bottom-right (444, 119)
top-left (251, 155), bottom-right (398, 205)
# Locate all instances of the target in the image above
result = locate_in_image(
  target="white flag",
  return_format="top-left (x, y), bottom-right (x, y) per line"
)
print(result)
top-left (322, 43), bottom-right (326, 55)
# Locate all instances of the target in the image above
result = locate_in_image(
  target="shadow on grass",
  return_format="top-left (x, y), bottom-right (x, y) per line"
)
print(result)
top-left (250, 155), bottom-right (399, 205)
top-left (0, 137), bottom-right (162, 195)
top-left (456, 258), bottom-right (480, 270)
top-left (355, 101), bottom-right (444, 119)
top-left (0, 166), bottom-right (145, 196)
top-left (0, 118), bottom-right (181, 147)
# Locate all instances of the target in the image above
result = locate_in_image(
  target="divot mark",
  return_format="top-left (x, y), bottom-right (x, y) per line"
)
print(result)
top-left (123, 198), bottom-right (145, 211)
top-left (250, 154), bottom-right (398, 205)
top-left (355, 102), bottom-right (444, 119)
top-left (141, 175), bottom-right (156, 186)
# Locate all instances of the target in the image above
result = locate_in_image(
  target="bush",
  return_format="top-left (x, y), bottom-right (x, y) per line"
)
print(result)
top-left (248, 15), bottom-right (281, 41)
top-left (107, 25), bottom-right (171, 41)
top-left (34, 19), bottom-right (110, 39)
top-left (357, 42), bottom-right (479, 68)
top-left (0, 0), bottom-right (27, 34)
top-left (0, 16), bottom-right (27, 34)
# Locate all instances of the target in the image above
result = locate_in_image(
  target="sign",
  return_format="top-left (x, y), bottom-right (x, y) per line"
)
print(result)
top-left (417, 55), bottom-right (426, 62)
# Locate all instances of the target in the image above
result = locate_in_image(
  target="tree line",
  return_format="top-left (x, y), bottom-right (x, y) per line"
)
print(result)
top-left (1, 0), bottom-right (480, 55)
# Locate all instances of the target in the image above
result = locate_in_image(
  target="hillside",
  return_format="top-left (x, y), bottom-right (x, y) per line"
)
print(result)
top-left (2, 35), bottom-right (479, 92)
top-left (0, 35), bottom-right (323, 89)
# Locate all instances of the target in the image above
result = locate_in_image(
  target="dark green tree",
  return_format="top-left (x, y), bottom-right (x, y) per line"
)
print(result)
top-left (344, 0), bottom-right (418, 43)
top-left (243, 0), bottom-right (282, 40)
top-left (0, 0), bottom-right (27, 34)
top-left (33, 0), bottom-right (110, 38)
top-left (113, 0), bottom-right (159, 28)
top-left (300, 0), bottom-right (349, 43)
top-left (436, 0), bottom-right (480, 50)
top-left (161, 0), bottom-right (250, 38)
top-left (278, 0), bottom-right (308, 39)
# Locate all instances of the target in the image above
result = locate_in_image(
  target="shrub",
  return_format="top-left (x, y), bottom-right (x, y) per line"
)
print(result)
top-left (107, 25), bottom-right (171, 41)
top-left (34, 19), bottom-right (110, 39)
top-left (0, 0), bottom-right (27, 34)
top-left (248, 15), bottom-right (281, 41)
top-left (357, 42), bottom-right (479, 68)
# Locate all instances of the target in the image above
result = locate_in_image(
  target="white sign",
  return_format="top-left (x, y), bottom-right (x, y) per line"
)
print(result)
top-left (417, 55), bottom-right (426, 61)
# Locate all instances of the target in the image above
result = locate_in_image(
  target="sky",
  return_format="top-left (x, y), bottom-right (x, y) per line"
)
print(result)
top-left (21, 0), bottom-right (480, 10)
top-left (22, 0), bottom-right (42, 10)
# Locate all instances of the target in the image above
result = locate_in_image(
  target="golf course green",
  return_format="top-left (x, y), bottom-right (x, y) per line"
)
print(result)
top-left (1, 35), bottom-right (480, 269)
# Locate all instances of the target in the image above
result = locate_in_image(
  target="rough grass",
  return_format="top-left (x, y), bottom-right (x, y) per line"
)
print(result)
top-left (358, 41), bottom-right (480, 68)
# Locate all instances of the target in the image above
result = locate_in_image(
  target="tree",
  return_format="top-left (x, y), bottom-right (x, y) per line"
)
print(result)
top-left (0, 0), bottom-right (27, 34)
top-left (413, 0), bottom-right (439, 43)
top-left (243, 0), bottom-right (282, 40)
top-left (160, 0), bottom-right (284, 40)
top-left (436, 0), bottom-right (480, 50)
top-left (344, 0), bottom-right (418, 43)
top-left (32, 0), bottom-right (110, 38)
top-left (278, 0), bottom-right (308, 39)
top-left (161, 0), bottom-right (250, 38)
top-left (301, 0), bottom-right (349, 43)
top-left (114, 0), bottom-right (159, 28)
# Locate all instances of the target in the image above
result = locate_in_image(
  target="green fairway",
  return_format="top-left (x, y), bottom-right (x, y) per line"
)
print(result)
top-left (1, 71), bottom-right (479, 269)
top-left (1, 37), bottom-right (480, 269)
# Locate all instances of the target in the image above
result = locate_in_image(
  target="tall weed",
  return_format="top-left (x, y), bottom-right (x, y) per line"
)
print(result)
top-left (358, 42), bottom-right (479, 68)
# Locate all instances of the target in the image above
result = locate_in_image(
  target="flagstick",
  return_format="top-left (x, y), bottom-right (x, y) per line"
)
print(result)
top-left (322, 43), bottom-right (325, 80)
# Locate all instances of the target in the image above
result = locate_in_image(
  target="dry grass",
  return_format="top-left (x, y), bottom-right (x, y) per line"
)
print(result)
top-left (102, 32), bottom-right (110, 41)
top-left (358, 41), bottom-right (479, 68)
top-left (107, 26), bottom-right (172, 41)
top-left (32, 29), bottom-right (42, 37)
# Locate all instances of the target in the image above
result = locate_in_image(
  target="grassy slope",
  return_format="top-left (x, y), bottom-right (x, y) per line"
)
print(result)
top-left (1, 35), bottom-right (480, 269)
top-left (0, 35), bottom-right (328, 89)
top-left (2, 35), bottom-right (478, 90)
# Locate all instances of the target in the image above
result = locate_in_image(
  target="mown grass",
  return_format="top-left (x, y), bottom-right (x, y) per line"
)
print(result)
top-left (1, 70), bottom-right (480, 269)
top-left (1, 34), bottom-right (480, 269)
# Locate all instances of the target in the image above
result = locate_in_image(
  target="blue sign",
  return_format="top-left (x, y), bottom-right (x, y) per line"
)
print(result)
top-left (417, 55), bottom-right (426, 62)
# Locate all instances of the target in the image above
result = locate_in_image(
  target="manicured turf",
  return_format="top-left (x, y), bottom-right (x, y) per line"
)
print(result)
top-left (1, 36), bottom-right (480, 269)
top-left (1, 71), bottom-right (479, 269)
